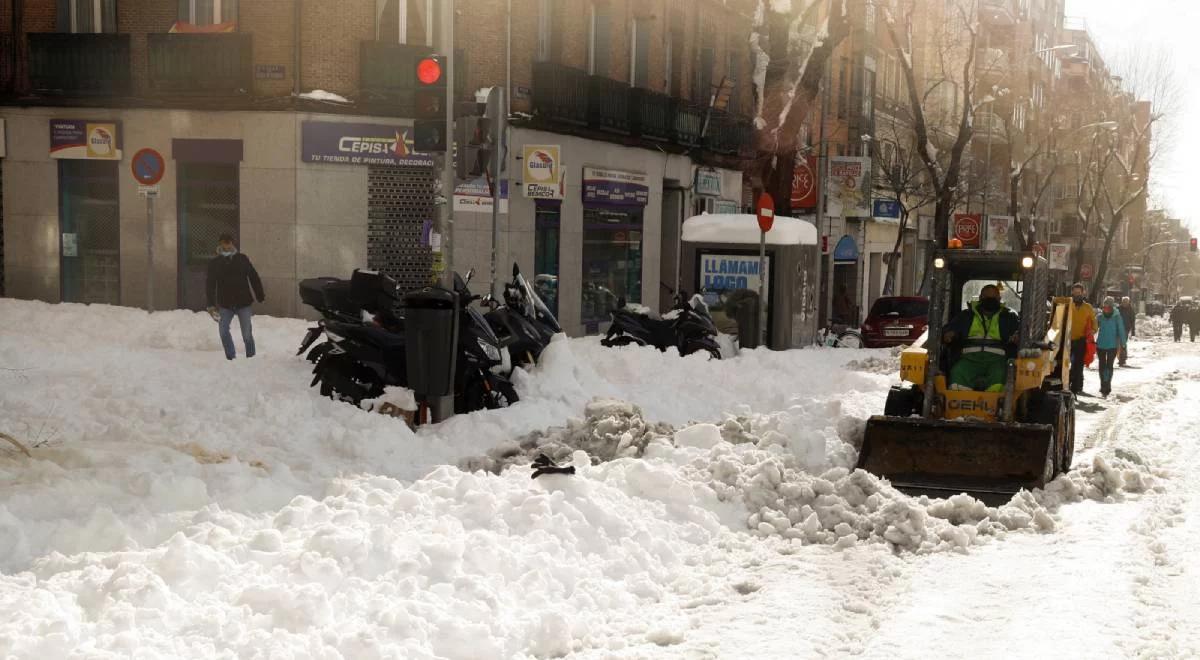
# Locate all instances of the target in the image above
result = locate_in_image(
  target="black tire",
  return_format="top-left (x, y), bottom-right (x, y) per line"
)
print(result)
top-left (316, 354), bottom-right (383, 406)
top-left (883, 386), bottom-right (921, 417)
top-left (1061, 394), bottom-right (1076, 473)
top-left (602, 335), bottom-right (639, 348)
top-left (836, 330), bottom-right (864, 349)
top-left (458, 372), bottom-right (519, 414)
top-left (1025, 391), bottom-right (1069, 478)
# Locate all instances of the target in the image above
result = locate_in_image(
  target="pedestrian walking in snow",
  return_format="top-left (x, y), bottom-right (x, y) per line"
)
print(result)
top-left (1095, 296), bottom-right (1126, 398)
top-left (1068, 283), bottom-right (1097, 395)
top-left (1171, 299), bottom-right (1188, 342)
top-left (1118, 296), bottom-right (1135, 366)
top-left (206, 233), bottom-right (265, 360)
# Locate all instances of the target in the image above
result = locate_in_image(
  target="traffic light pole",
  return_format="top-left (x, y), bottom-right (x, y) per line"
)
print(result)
top-left (431, 0), bottom-right (456, 423)
top-left (489, 87), bottom-right (506, 298)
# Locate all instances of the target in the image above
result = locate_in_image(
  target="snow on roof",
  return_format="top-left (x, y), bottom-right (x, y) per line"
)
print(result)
top-left (298, 89), bottom-right (350, 103)
top-left (682, 213), bottom-right (819, 246)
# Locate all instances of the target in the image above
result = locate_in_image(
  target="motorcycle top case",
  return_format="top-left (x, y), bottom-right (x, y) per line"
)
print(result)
top-left (403, 287), bottom-right (460, 398)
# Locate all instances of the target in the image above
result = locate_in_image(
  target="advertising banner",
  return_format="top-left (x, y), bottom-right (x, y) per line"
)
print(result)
top-left (582, 166), bottom-right (649, 206)
top-left (985, 215), bottom-right (1014, 251)
top-left (50, 119), bottom-right (122, 160)
top-left (952, 213), bottom-right (983, 249)
top-left (453, 177), bottom-right (509, 213)
top-left (790, 155), bottom-right (818, 210)
top-left (827, 156), bottom-right (871, 217)
top-left (873, 198), bottom-right (902, 220)
top-left (301, 121), bottom-right (432, 166)
top-left (1048, 243), bottom-right (1070, 271)
top-left (523, 145), bottom-right (564, 199)
top-left (699, 253), bottom-right (772, 337)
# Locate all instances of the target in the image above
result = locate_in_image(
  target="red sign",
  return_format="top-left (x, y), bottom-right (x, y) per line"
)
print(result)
top-left (790, 155), bottom-right (818, 210)
top-left (821, 235), bottom-right (829, 254)
top-left (130, 148), bottom-right (165, 186)
top-left (952, 214), bottom-right (982, 248)
top-left (1031, 242), bottom-right (1047, 258)
top-left (756, 192), bottom-right (775, 233)
top-left (1081, 263), bottom-right (1095, 280)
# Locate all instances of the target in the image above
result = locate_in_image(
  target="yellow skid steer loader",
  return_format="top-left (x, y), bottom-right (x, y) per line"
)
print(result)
top-left (855, 250), bottom-right (1076, 504)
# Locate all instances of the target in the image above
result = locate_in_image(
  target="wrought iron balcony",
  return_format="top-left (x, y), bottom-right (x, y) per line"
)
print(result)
top-left (706, 111), bottom-right (754, 156)
top-left (147, 33), bottom-right (251, 94)
top-left (588, 75), bottom-right (631, 134)
top-left (630, 88), bottom-right (672, 141)
top-left (28, 33), bottom-right (131, 96)
top-left (532, 62), bottom-right (589, 126)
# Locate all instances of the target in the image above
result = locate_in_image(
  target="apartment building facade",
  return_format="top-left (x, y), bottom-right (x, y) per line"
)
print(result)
top-left (0, 0), bottom-right (756, 335)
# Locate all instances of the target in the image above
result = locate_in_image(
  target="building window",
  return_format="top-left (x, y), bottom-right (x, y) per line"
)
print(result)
top-left (177, 0), bottom-right (238, 26)
top-left (65, 0), bottom-right (116, 33)
top-left (864, 0), bottom-right (876, 34)
top-left (725, 50), bottom-right (741, 113)
top-left (536, 0), bottom-right (552, 62)
top-left (588, 2), bottom-right (612, 77)
top-left (535, 203), bottom-right (560, 317)
top-left (376, 0), bottom-right (435, 46)
top-left (694, 30), bottom-right (715, 104)
top-left (837, 57), bottom-right (849, 119)
top-left (667, 22), bottom-right (683, 97)
top-left (630, 17), bottom-right (651, 88)
top-left (582, 207), bottom-right (643, 327)
top-left (862, 67), bottom-right (875, 119)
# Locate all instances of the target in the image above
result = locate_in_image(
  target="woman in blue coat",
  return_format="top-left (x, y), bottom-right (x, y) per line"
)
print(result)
top-left (1095, 296), bottom-right (1127, 398)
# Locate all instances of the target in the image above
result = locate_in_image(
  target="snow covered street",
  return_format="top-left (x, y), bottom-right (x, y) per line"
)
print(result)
top-left (3, 300), bottom-right (1200, 658)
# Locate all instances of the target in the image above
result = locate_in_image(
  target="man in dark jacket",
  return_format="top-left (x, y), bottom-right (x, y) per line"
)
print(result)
top-left (1170, 299), bottom-right (1188, 342)
top-left (1118, 296), bottom-right (1135, 366)
top-left (942, 284), bottom-right (1020, 392)
top-left (206, 233), bottom-right (265, 360)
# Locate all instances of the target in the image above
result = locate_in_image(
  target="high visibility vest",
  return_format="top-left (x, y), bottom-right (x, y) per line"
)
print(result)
top-left (964, 302), bottom-right (1005, 355)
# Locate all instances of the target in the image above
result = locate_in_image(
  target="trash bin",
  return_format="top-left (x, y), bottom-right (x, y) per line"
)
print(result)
top-left (404, 286), bottom-right (459, 398)
top-left (728, 289), bottom-right (761, 350)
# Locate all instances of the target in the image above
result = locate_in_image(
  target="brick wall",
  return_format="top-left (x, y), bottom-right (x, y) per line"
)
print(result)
top-left (119, 0), bottom-right (177, 96)
top-left (241, 0), bottom-right (297, 96)
top-left (300, 0), bottom-right (373, 97)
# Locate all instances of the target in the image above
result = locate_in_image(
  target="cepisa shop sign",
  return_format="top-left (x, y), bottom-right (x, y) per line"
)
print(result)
top-left (50, 119), bottom-right (122, 160)
top-left (301, 121), bottom-right (433, 166)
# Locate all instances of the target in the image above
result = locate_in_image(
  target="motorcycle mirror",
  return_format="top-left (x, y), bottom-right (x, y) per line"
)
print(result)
top-left (512, 262), bottom-right (520, 278)
top-left (465, 267), bottom-right (475, 283)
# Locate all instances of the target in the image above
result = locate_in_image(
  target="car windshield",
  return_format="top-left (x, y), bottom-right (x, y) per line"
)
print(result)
top-left (961, 280), bottom-right (1022, 311)
top-left (869, 298), bottom-right (928, 318)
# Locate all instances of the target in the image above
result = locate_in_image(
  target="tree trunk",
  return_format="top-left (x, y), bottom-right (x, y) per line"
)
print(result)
top-left (883, 210), bottom-right (910, 296)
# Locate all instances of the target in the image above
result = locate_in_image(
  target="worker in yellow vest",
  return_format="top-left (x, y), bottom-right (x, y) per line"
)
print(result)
top-left (943, 284), bottom-right (1021, 392)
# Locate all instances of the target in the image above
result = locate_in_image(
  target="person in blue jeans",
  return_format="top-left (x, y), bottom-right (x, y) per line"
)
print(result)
top-left (205, 233), bottom-right (265, 360)
top-left (1095, 296), bottom-right (1127, 398)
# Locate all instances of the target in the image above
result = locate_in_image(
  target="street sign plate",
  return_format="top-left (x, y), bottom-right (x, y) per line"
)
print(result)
top-left (756, 192), bottom-right (775, 233)
top-left (131, 148), bottom-right (165, 186)
top-left (138, 184), bottom-right (160, 198)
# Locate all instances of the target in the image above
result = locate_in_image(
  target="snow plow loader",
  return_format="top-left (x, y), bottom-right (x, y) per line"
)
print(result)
top-left (855, 250), bottom-right (1076, 504)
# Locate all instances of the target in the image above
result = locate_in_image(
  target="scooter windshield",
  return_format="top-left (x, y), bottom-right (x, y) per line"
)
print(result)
top-left (517, 272), bottom-right (563, 333)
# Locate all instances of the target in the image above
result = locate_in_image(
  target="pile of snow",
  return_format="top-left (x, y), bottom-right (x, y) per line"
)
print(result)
top-left (297, 89), bottom-right (349, 103)
top-left (844, 346), bottom-right (905, 375)
top-left (1137, 313), bottom-right (1174, 340)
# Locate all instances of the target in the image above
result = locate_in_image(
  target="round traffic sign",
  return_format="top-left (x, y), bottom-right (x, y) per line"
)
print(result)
top-left (954, 216), bottom-right (980, 241)
top-left (756, 192), bottom-right (775, 233)
top-left (131, 148), bottom-right (165, 186)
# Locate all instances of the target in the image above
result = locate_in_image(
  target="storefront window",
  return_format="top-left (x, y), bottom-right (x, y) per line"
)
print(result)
top-left (582, 206), bottom-right (642, 325)
top-left (534, 202), bottom-right (560, 317)
top-left (59, 160), bottom-right (120, 305)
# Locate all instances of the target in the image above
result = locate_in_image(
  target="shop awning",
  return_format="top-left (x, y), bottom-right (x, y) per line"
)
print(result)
top-left (682, 213), bottom-right (818, 246)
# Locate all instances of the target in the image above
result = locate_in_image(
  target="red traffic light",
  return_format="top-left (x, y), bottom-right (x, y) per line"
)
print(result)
top-left (1191, 237), bottom-right (1198, 252)
top-left (417, 57), bottom-right (443, 86)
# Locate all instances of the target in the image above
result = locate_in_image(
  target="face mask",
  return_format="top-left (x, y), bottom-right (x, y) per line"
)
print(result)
top-left (1073, 295), bottom-right (1085, 304)
top-left (979, 297), bottom-right (1001, 313)
top-left (1103, 307), bottom-right (1114, 316)
top-left (218, 246), bottom-right (237, 257)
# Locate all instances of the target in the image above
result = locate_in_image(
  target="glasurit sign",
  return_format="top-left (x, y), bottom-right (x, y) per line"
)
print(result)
top-left (49, 119), bottom-right (122, 160)
top-left (523, 145), bottom-right (563, 199)
top-left (301, 121), bottom-right (433, 166)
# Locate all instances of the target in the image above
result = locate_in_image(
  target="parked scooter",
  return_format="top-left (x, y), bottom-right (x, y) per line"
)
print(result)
top-left (483, 263), bottom-right (563, 371)
top-left (309, 268), bottom-right (518, 415)
top-left (601, 291), bottom-right (722, 359)
top-left (296, 270), bottom-right (404, 362)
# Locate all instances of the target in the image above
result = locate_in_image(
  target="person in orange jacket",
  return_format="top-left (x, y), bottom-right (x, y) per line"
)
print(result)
top-left (1068, 283), bottom-right (1098, 395)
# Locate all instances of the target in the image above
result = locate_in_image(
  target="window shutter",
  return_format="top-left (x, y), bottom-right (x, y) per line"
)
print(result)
top-left (57, 0), bottom-right (71, 31)
top-left (102, 0), bottom-right (117, 32)
top-left (634, 18), bottom-right (650, 88)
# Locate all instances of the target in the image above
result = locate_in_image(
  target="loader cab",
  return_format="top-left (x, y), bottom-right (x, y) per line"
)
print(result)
top-left (929, 250), bottom-right (1049, 353)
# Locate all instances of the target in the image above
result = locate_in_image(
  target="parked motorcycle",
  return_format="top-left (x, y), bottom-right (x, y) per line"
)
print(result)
top-left (296, 269), bottom-right (404, 362)
top-left (601, 292), bottom-right (722, 359)
top-left (483, 263), bottom-right (563, 371)
top-left (309, 268), bottom-right (519, 416)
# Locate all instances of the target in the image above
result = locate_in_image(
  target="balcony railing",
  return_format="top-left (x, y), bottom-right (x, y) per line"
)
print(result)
top-left (0, 35), bottom-right (16, 94)
top-left (532, 62), bottom-right (589, 126)
top-left (28, 33), bottom-right (131, 96)
top-left (630, 88), bottom-right (672, 141)
top-left (531, 62), bottom-right (752, 155)
top-left (588, 75), bottom-right (631, 134)
top-left (147, 33), bottom-right (251, 94)
top-left (974, 110), bottom-right (1008, 145)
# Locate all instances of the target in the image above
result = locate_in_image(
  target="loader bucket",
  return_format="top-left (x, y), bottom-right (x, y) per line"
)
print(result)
top-left (856, 416), bottom-right (1056, 505)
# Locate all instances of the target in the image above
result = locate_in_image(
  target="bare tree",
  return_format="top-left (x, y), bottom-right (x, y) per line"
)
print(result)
top-left (1090, 47), bottom-right (1178, 303)
top-left (873, 111), bottom-right (936, 295)
top-left (749, 0), bottom-right (852, 214)
top-left (882, 0), bottom-right (980, 292)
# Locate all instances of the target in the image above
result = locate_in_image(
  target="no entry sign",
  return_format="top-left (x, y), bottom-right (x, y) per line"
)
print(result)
top-left (756, 192), bottom-right (775, 233)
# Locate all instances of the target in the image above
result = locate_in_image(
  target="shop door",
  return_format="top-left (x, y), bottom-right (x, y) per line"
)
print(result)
top-left (59, 160), bottom-right (120, 305)
top-left (367, 165), bottom-right (435, 293)
top-left (177, 163), bottom-right (239, 311)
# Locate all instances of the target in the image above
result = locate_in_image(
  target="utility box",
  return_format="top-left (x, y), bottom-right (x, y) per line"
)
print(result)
top-left (403, 286), bottom-right (460, 397)
top-left (681, 213), bottom-right (820, 350)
